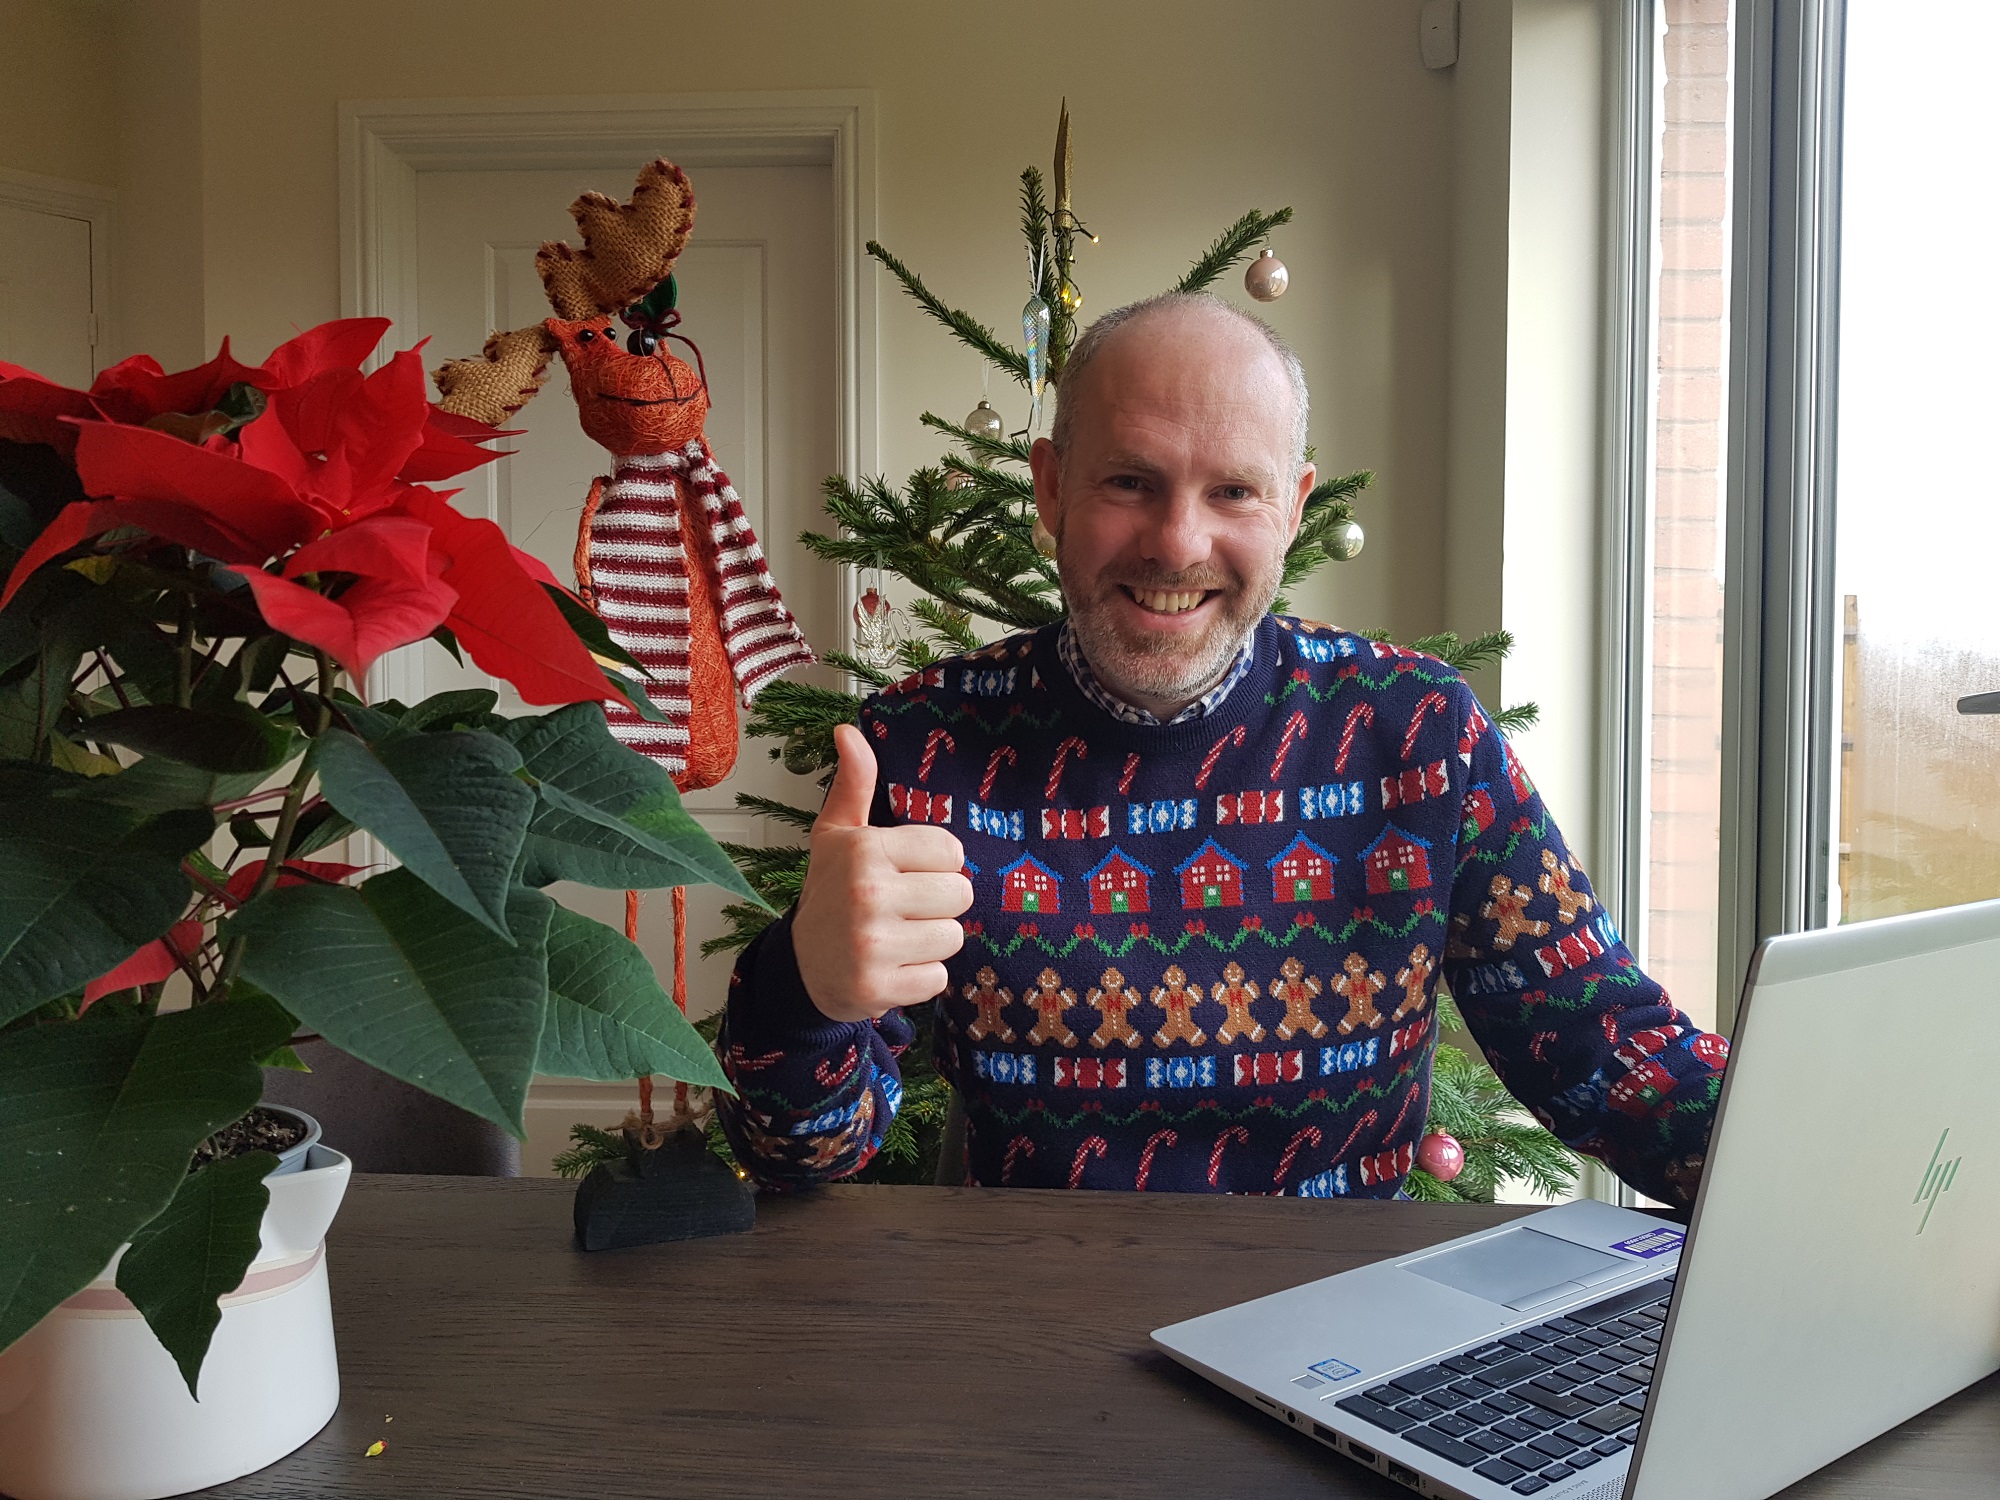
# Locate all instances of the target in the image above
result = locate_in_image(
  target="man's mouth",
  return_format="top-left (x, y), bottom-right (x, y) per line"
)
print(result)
top-left (1121, 585), bottom-right (1219, 616)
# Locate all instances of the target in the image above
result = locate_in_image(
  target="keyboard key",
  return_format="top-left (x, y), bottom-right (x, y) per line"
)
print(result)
top-left (1527, 1369), bottom-right (1584, 1394)
top-left (1493, 1419), bottom-right (1542, 1443)
top-left (1469, 1342), bottom-right (1513, 1363)
top-left (1484, 1391), bottom-right (1529, 1414)
top-left (1600, 1317), bottom-right (1650, 1339)
top-left (1476, 1458), bottom-right (1529, 1484)
top-left (1578, 1352), bottom-right (1625, 1375)
top-left (1515, 1407), bottom-right (1564, 1431)
top-left (1543, 1317), bottom-right (1588, 1335)
top-left (1512, 1480), bottom-right (1550, 1495)
top-left (1427, 1387), bottom-right (1471, 1410)
top-left (1466, 1402), bottom-right (1515, 1426)
top-left (1390, 1365), bottom-right (1456, 1396)
top-left (1467, 1430), bottom-right (1512, 1454)
top-left (1551, 1336), bottom-right (1596, 1357)
top-left (1403, 1425), bottom-right (1485, 1468)
top-left (1398, 1399), bottom-right (1446, 1422)
top-left (1600, 1374), bottom-right (1646, 1397)
top-left (1364, 1384), bottom-right (1400, 1402)
top-left (1431, 1413), bottom-right (1479, 1438)
top-left (1574, 1328), bottom-right (1620, 1348)
top-left (1442, 1355), bottom-right (1486, 1376)
top-left (1333, 1395), bottom-right (1416, 1433)
top-left (1540, 1463), bottom-right (1576, 1481)
top-left (1556, 1423), bottom-right (1599, 1446)
top-left (1518, 1387), bottom-right (1595, 1420)
top-left (1594, 1439), bottom-right (1625, 1456)
top-left (1581, 1405), bottom-right (1642, 1435)
top-left (1569, 1446), bottom-right (1606, 1469)
top-left (1569, 1382), bottom-right (1622, 1407)
top-left (1573, 1283), bottom-right (1672, 1325)
top-left (1485, 1354), bottom-right (1557, 1386)
top-left (1618, 1425), bottom-right (1641, 1444)
top-left (1528, 1433), bottom-right (1580, 1459)
top-left (1500, 1330), bottom-right (1553, 1352)
top-left (1448, 1379), bottom-right (1498, 1402)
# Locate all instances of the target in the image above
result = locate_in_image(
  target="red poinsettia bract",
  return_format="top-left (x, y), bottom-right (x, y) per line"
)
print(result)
top-left (0, 320), bottom-right (612, 704)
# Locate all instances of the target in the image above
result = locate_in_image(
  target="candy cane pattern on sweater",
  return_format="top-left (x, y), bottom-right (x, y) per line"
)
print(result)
top-left (1400, 691), bottom-right (1451, 763)
top-left (1196, 725), bottom-right (1247, 791)
top-left (919, 729), bottom-right (956, 783)
top-left (1135, 1128), bottom-right (1179, 1191)
top-left (1046, 736), bottom-right (1089, 799)
top-left (1335, 702), bottom-right (1375, 774)
top-left (1275, 1126), bottom-right (1323, 1186)
top-left (1269, 710), bottom-right (1309, 782)
top-left (980, 745), bottom-right (1017, 800)
top-left (1208, 1125), bottom-right (1251, 1186)
top-left (590, 438), bottom-right (813, 776)
top-left (1069, 1135), bottom-right (1109, 1188)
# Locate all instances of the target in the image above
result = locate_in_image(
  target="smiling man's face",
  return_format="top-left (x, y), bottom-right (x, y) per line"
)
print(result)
top-left (1030, 303), bottom-right (1314, 720)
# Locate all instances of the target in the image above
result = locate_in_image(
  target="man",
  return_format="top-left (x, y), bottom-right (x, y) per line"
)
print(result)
top-left (715, 294), bottom-right (1723, 1205)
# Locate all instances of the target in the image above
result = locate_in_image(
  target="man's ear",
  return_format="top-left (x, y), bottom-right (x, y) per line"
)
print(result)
top-left (1030, 436), bottom-right (1064, 541)
top-left (1287, 461), bottom-right (1317, 543)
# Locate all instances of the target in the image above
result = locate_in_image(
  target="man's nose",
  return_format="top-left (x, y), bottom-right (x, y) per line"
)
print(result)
top-left (1139, 491), bottom-right (1215, 574)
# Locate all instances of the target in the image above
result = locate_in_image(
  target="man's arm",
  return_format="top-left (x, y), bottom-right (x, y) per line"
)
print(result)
top-left (1441, 689), bottom-right (1726, 1209)
top-left (712, 717), bottom-right (970, 1189)
top-left (713, 914), bottom-right (913, 1189)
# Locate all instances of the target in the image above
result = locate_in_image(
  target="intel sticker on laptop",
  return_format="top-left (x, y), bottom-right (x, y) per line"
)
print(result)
top-left (1610, 1227), bottom-right (1685, 1259)
top-left (1308, 1358), bottom-right (1362, 1383)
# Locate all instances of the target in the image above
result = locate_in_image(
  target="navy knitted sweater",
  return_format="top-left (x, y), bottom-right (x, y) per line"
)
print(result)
top-left (715, 616), bottom-right (1725, 1205)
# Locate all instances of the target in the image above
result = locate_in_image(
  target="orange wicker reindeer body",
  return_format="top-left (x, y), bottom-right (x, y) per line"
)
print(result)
top-left (432, 159), bottom-right (812, 794)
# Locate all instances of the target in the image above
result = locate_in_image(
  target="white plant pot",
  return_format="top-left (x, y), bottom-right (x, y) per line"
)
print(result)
top-left (0, 1144), bottom-right (352, 1500)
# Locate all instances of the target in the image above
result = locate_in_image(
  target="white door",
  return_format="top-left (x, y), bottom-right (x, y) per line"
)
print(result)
top-left (0, 202), bottom-right (96, 384)
top-left (414, 163), bottom-right (838, 1172)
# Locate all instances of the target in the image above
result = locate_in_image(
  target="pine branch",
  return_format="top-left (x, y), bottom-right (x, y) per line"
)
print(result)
top-left (551, 1123), bottom-right (626, 1180)
top-left (1490, 703), bottom-right (1541, 737)
top-left (920, 413), bottom-right (1036, 467)
top-left (1175, 207), bottom-right (1295, 295)
top-left (939, 456), bottom-right (1038, 504)
top-left (907, 598), bottom-right (983, 653)
top-left (822, 648), bottom-right (899, 689)
top-left (731, 793), bottom-right (818, 832)
top-left (867, 240), bottom-right (1031, 384)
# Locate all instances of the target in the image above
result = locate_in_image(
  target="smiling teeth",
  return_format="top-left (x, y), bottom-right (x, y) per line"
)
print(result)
top-left (1133, 589), bottom-right (1205, 614)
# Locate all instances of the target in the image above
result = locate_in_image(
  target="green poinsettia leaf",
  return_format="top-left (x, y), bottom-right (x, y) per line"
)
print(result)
top-left (498, 704), bottom-right (760, 903)
top-left (73, 757), bottom-right (272, 814)
top-left (231, 871), bottom-right (552, 1136)
top-left (85, 704), bottom-right (295, 775)
top-left (0, 792), bottom-right (212, 1025)
top-left (0, 994), bottom-right (295, 1358)
top-left (540, 583), bottom-right (649, 678)
top-left (115, 1150), bottom-right (278, 1397)
top-left (537, 903), bottom-right (731, 1091)
top-left (309, 728), bottom-right (534, 941)
top-left (397, 688), bottom-right (500, 734)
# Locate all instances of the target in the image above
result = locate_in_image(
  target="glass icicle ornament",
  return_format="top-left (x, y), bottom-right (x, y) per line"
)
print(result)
top-left (1245, 246), bottom-right (1290, 302)
top-left (852, 570), bottom-right (909, 673)
top-left (1022, 294), bottom-right (1052, 432)
top-left (964, 399), bottom-right (1004, 441)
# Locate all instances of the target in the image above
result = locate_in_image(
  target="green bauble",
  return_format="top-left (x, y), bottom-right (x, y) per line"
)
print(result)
top-left (782, 736), bottom-right (825, 776)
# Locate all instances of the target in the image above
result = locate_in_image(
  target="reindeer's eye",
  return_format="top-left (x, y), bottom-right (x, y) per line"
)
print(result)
top-left (577, 328), bottom-right (594, 343)
top-left (627, 330), bottom-right (659, 356)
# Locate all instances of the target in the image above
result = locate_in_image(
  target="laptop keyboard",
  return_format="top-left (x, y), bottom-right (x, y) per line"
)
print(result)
top-left (1333, 1279), bottom-right (1672, 1495)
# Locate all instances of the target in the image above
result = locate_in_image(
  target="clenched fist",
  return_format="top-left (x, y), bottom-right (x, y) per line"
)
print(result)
top-left (793, 723), bottom-right (974, 1023)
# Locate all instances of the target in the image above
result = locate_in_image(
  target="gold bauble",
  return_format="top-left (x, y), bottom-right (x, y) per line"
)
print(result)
top-left (1245, 247), bottom-right (1290, 302)
top-left (1056, 279), bottom-right (1083, 314)
top-left (1032, 515), bottom-right (1058, 558)
top-left (945, 470), bottom-right (975, 491)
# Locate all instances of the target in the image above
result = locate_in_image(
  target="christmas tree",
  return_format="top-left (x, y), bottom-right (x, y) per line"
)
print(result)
top-left (694, 107), bottom-right (1578, 1203)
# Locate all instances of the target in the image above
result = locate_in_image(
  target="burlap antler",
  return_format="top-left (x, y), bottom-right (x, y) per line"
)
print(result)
top-left (537, 159), bottom-right (697, 320)
top-left (429, 159), bottom-right (696, 424)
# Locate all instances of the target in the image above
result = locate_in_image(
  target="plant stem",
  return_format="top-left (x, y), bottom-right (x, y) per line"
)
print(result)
top-left (174, 592), bottom-right (195, 708)
top-left (209, 651), bottom-right (335, 1001)
top-left (93, 650), bottom-right (134, 709)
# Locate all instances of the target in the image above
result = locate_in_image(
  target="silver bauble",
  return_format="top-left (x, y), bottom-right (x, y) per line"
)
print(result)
top-left (1245, 247), bottom-right (1290, 302)
top-left (963, 399), bottom-right (1005, 440)
top-left (1328, 516), bottom-right (1365, 561)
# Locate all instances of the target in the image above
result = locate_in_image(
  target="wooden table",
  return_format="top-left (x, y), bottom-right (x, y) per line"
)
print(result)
top-left (202, 1177), bottom-right (2000, 1498)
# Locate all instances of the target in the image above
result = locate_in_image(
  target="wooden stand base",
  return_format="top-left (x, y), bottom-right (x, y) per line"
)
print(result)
top-left (572, 1127), bottom-right (756, 1251)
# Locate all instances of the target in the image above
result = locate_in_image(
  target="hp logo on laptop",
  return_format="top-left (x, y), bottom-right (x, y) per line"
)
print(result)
top-left (1915, 1128), bottom-right (1961, 1234)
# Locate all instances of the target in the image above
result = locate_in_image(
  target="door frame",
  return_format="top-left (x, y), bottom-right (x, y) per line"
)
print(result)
top-left (0, 165), bottom-right (116, 376)
top-left (337, 90), bottom-right (878, 704)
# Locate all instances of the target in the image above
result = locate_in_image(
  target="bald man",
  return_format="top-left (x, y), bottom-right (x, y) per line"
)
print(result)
top-left (714, 293), bottom-right (1724, 1205)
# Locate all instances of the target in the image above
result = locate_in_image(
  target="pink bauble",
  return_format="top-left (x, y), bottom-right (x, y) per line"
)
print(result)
top-left (1417, 1131), bottom-right (1465, 1183)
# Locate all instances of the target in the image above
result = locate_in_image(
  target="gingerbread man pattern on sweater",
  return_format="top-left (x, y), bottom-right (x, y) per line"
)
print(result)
top-left (714, 616), bottom-right (1726, 1205)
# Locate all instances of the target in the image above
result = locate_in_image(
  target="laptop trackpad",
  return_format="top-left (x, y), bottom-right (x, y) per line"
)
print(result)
top-left (1402, 1227), bottom-right (1630, 1310)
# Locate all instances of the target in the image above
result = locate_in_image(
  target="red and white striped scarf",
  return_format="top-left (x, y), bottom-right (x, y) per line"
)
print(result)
top-left (587, 438), bottom-right (813, 773)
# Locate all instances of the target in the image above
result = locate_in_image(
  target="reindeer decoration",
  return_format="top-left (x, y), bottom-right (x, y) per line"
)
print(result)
top-left (431, 159), bottom-right (813, 793)
top-left (432, 161), bottom-right (813, 1137)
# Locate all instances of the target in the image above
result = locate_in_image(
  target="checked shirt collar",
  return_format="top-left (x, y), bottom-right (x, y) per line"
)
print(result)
top-left (1055, 621), bottom-right (1255, 727)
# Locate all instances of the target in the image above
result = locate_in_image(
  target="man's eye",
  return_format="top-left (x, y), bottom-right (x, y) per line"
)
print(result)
top-left (1218, 486), bottom-right (1254, 501)
top-left (1108, 474), bottom-right (1145, 490)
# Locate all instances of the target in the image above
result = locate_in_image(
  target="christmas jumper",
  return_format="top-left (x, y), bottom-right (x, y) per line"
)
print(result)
top-left (714, 615), bottom-right (1726, 1205)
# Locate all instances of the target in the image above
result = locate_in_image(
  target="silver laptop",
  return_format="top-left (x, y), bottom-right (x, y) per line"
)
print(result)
top-left (1153, 896), bottom-right (2000, 1500)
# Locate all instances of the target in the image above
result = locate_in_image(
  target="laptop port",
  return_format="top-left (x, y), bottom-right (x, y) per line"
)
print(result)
top-left (1386, 1460), bottom-right (1422, 1489)
top-left (1345, 1438), bottom-right (1377, 1465)
top-left (1254, 1395), bottom-right (1277, 1410)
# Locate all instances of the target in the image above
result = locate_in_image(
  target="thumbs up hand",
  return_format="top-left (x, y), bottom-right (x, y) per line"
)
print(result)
top-left (793, 723), bottom-right (974, 1023)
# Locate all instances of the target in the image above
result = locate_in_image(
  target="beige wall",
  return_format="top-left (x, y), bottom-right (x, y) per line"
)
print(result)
top-left (182, 0), bottom-right (1457, 640)
top-left (0, 0), bottom-right (119, 186)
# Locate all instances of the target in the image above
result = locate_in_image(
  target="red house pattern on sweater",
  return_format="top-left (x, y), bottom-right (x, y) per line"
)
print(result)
top-left (999, 853), bottom-right (1060, 913)
top-left (1268, 833), bottom-right (1337, 902)
top-left (1361, 826), bottom-right (1433, 894)
top-left (1085, 849), bottom-right (1153, 915)
top-left (1175, 840), bottom-right (1245, 910)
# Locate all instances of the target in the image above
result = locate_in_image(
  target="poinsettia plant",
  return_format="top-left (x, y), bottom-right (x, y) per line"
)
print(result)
top-left (0, 319), bottom-right (756, 1390)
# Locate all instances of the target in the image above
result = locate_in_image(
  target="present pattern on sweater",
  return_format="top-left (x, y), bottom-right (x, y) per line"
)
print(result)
top-left (715, 616), bottom-right (1725, 1205)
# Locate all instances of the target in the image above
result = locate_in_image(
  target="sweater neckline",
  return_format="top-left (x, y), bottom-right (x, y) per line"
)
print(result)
top-left (1032, 614), bottom-right (1289, 753)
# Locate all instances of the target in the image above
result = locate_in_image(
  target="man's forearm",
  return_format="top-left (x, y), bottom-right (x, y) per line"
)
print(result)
top-left (713, 910), bottom-right (912, 1189)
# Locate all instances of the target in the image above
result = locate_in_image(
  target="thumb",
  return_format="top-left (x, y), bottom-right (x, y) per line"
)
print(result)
top-left (816, 722), bottom-right (879, 830)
